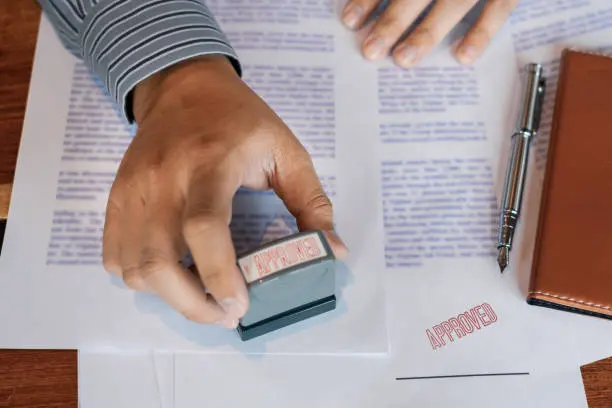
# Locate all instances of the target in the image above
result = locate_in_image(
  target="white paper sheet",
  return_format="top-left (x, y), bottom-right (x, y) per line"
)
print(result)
top-left (77, 350), bottom-right (589, 408)
top-left (153, 352), bottom-right (175, 408)
top-left (0, 4), bottom-right (519, 358)
top-left (173, 353), bottom-right (590, 408)
top-left (357, 3), bottom-right (612, 379)
top-left (383, 264), bottom-right (612, 378)
top-left (76, 340), bottom-right (602, 407)
top-left (78, 351), bottom-right (161, 408)
top-left (0, 10), bottom-right (388, 354)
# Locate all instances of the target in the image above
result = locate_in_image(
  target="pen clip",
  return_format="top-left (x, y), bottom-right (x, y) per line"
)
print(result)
top-left (531, 77), bottom-right (546, 134)
top-left (518, 63), bottom-right (546, 135)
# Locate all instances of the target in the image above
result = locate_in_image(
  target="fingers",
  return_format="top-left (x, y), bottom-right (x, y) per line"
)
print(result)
top-left (182, 168), bottom-right (249, 328)
top-left (392, 0), bottom-right (479, 68)
top-left (271, 139), bottom-right (349, 259)
top-left (139, 193), bottom-right (229, 326)
top-left (118, 197), bottom-right (148, 291)
top-left (102, 181), bottom-right (231, 327)
top-left (455, 0), bottom-right (519, 64)
top-left (102, 196), bottom-right (122, 277)
top-left (360, 0), bottom-right (431, 61)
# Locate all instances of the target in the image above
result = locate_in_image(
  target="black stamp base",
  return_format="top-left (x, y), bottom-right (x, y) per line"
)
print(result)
top-left (237, 295), bottom-right (336, 341)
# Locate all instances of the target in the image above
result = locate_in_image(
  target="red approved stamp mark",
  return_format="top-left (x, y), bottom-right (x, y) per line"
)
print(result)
top-left (238, 232), bottom-right (327, 284)
top-left (426, 302), bottom-right (498, 350)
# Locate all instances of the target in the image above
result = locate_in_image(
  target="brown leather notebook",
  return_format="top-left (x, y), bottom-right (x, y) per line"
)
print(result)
top-left (527, 49), bottom-right (612, 319)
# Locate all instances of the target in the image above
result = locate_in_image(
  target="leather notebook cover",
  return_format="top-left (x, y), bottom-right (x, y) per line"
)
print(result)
top-left (527, 49), bottom-right (612, 319)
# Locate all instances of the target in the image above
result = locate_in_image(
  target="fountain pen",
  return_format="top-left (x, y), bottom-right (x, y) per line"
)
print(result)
top-left (497, 63), bottom-right (546, 273)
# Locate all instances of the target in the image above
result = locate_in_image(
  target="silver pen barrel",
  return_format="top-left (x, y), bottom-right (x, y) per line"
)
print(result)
top-left (497, 63), bottom-right (546, 272)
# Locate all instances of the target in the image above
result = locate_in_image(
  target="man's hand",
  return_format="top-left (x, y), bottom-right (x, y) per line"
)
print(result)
top-left (341, 0), bottom-right (519, 67)
top-left (102, 56), bottom-right (347, 329)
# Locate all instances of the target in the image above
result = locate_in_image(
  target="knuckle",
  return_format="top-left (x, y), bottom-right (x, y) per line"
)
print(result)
top-left (122, 253), bottom-right (173, 291)
top-left (468, 26), bottom-right (492, 45)
top-left (138, 256), bottom-right (170, 282)
top-left (182, 213), bottom-right (222, 240)
top-left (200, 268), bottom-right (225, 289)
top-left (412, 26), bottom-right (437, 47)
top-left (376, 12), bottom-right (399, 31)
top-left (302, 189), bottom-right (334, 225)
top-left (307, 189), bottom-right (333, 211)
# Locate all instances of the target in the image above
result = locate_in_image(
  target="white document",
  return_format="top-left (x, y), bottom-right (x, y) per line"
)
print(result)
top-left (383, 263), bottom-right (612, 378)
top-left (376, 0), bottom-right (612, 378)
top-left (358, 4), bottom-right (612, 379)
top-left (0, 10), bottom-right (388, 353)
top-left (174, 353), bottom-right (589, 408)
top-left (153, 352), bottom-right (175, 408)
top-left (77, 350), bottom-right (590, 408)
top-left (78, 351), bottom-right (161, 408)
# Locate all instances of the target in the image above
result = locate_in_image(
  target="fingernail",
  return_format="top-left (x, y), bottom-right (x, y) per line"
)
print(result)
top-left (457, 44), bottom-right (478, 64)
top-left (216, 318), bottom-right (238, 329)
top-left (363, 37), bottom-right (386, 60)
top-left (219, 297), bottom-right (247, 319)
top-left (395, 45), bottom-right (421, 68)
top-left (342, 4), bottom-right (363, 29)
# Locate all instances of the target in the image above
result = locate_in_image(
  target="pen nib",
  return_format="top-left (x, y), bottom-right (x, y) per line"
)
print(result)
top-left (497, 247), bottom-right (509, 273)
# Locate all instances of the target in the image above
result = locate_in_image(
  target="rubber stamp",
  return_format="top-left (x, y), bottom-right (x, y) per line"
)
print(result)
top-left (236, 230), bottom-right (336, 341)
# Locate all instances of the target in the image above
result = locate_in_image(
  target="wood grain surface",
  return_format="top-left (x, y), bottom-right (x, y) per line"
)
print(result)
top-left (0, 1), bottom-right (609, 407)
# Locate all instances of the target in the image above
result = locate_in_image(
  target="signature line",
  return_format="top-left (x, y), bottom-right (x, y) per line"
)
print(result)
top-left (396, 372), bottom-right (530, 381)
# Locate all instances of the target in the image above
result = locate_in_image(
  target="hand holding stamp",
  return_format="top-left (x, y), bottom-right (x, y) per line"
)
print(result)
top-left (235, 230), bottom-right (338, 341)
top-left (101, 56), bottom-right (348, 330)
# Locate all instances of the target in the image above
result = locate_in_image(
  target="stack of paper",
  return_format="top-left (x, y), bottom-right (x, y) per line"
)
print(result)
top-left (1, 0), bottom-right (611, 406)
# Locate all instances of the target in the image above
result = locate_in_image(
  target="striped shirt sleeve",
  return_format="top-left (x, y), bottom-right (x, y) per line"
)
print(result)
top-left (37, 0), bottom-right (241, 123)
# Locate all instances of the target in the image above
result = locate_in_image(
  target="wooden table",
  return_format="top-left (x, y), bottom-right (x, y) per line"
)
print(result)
top-left (0, 1), bottom-right (609, 407)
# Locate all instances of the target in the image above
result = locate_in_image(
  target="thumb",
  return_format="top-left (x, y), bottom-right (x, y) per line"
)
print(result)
top-left (270, 142), bottom-right (348, 259)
